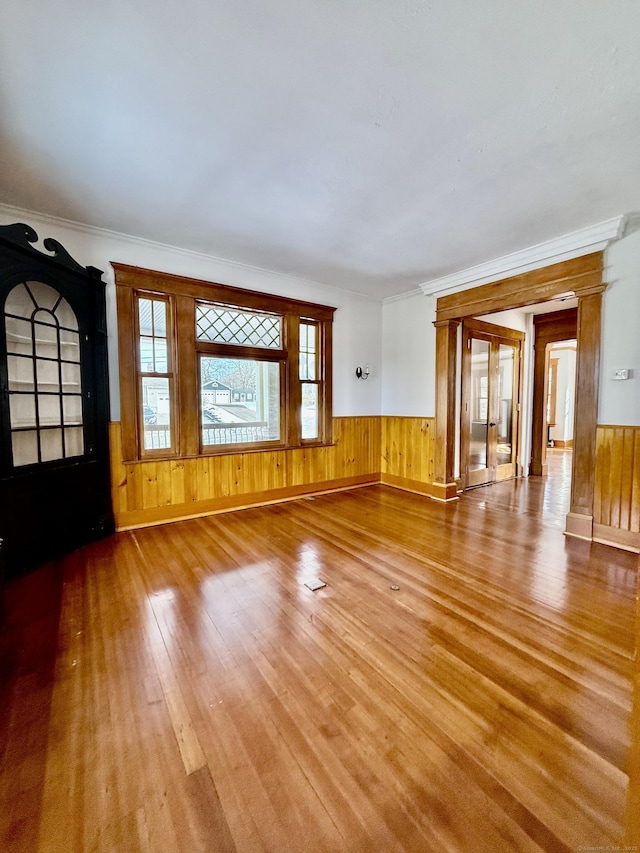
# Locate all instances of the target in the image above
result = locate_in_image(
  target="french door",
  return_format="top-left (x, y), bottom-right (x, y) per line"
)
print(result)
top-left (461, 319), bottom-right (523, 489)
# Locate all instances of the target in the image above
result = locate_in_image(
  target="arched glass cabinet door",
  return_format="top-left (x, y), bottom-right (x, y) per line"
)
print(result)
top-left (5, 280), bottom-right (85, 467)
top-left (0, 222), bottom-right (114, 576)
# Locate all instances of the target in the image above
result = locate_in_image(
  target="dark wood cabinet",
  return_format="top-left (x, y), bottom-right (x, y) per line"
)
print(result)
top-left (0, 223), bottom-right (114, 575)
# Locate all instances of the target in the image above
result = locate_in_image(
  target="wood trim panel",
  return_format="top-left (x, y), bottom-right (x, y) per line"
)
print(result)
top-left (570, 291), bottom-right (603, 519)
top-left (381, 417), bottom-right (435, 486)
top-left (380, 472), bottom-right (437, 498)
top-left (594, 425), bottom-right (640, 534)
top-left (592, 524), bottom-right (640, 553)
top-left (461, 317), bottom-right (525, 342)
top-left (436, 253), bottom-right (603, 322)
top-left (176, 294), bottom-right (198, 456)
top-left (433, 321), bottom-right (458, 499)
top-left (112, 262), bottom-right (336, 321)
top-left (532, 308), bottom-right (579, 339)
top-left (115, 284), bottom-right (138, 461)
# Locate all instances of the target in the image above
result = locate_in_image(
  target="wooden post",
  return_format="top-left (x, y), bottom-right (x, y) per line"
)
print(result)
top-left (432, 319), bottom-right (459, 501)
top-left (565, 287), bottom-right (604, 540)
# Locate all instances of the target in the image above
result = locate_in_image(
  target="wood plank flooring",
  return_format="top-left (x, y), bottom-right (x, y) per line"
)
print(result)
top-left (1, 455), bottom-right (638, 851)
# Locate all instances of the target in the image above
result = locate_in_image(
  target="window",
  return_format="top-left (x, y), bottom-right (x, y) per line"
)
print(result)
top-left (299, 321), bottom-right (320, 440)
top-left (115, 265), bottom-right (335, 461)
top-left (138, 295), bottom-right (173, 452)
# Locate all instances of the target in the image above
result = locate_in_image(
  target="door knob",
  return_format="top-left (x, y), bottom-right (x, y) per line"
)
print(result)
top-left (489, 422), bottom-right (496, 427)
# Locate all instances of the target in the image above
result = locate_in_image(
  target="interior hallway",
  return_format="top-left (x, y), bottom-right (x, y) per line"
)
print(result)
top-left (0, 459), bottom-right (637, 852)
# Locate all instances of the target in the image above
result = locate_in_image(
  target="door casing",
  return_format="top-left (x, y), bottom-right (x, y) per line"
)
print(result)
top-left (432, 251), bottom-right (605, 544)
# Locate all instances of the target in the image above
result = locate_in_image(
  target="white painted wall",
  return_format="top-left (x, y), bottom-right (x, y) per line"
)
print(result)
top-left (381, 291), bottom-right (436, 416)
top-left (478, 308), bottom-right (527, 332)
top-left (601, 229), bottom-right (640, 425)
top-left (0, 205), bottom-right (383, 420)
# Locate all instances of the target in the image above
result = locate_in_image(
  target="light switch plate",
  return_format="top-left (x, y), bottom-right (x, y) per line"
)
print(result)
top-left (612, 368), bottom-right (630, 380)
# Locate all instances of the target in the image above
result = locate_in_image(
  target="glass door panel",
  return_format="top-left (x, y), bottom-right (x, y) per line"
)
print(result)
top-left (495, 342), bottom-right (518, 481)
top-left (462, 323), bottom-right (521, 489)
top-left (4, 281), bottom-right (85, 467)
top-left (469, 339), bottom-right (490, 475)
top-left (497, 344), bottom-right (515, 465)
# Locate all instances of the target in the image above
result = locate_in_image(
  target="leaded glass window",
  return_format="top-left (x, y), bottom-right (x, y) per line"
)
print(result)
top-left (196, 303), bottom-right (281, 349)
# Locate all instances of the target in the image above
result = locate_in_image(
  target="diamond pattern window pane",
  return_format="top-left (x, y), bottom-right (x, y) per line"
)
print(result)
top-left (196, 303), bottom-right (281, 349)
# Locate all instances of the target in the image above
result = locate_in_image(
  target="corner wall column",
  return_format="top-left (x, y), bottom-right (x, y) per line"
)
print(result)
top-left (565, 286), bottom-right (605, 540)
top-left (432, 319), bottom-right (460, 501)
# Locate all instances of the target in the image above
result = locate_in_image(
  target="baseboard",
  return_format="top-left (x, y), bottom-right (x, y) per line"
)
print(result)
top-left (115, 474), bottom-right (380, 530)
top-left (564, 512), bottom-right (593, 541)
top-left (380, 472), bottom-right (438, 499)
top-left (592, 523), bottom-right (640, 553)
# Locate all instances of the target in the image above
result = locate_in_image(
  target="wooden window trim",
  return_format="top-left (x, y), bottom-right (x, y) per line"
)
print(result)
top-left (135, 293), bottom-right (177, 460)
top-left (114, 264), bottom-right (335, 462)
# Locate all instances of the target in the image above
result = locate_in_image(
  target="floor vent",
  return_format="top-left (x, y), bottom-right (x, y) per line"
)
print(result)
top-left (304, 578), bottom-right (327, 591)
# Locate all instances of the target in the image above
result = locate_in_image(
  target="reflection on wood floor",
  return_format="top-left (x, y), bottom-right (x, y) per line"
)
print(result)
top-left (0, 463), bottom-right (637, 852)
top-left (466, 447), bottom-right (573, 529)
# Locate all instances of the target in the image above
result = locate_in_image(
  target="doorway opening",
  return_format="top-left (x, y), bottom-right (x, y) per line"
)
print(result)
top-left (432, 251), bottom-right (605, 542)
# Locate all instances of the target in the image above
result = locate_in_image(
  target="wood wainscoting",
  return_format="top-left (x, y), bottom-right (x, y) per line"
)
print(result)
top-left (109, 416), bottom-right (437, 531)
top-left (594, 425), bottom-right (640, 553)
top-left (110, 417), bottom-right (382, 530)
top-left (110, 417), bottom-right (639, 554)
top-left (380, 416), bottom-right (436, 495)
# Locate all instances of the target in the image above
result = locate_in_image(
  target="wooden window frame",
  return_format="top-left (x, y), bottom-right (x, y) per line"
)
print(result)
top-left (299, 319), bottom-right (322, 442)
top-left (135, 292), bottom-right (177, 459)
top-left (114, 264), bottom-right (335, 462)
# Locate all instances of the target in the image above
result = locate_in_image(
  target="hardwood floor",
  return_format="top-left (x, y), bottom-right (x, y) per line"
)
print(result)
top-left (1, 460), bottom-right (637, 852)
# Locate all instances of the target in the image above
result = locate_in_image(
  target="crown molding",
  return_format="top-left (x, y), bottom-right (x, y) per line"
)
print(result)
top-left (382, 287), bottom-right (423, 304)
top-left (419, 215), bottom-right (632, 298)
top-left (0, 201), bottom-right (378, 303)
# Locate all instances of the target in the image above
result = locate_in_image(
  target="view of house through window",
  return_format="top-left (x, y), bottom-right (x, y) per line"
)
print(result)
top-left (200, 357), bottom-right (280, 446)
top-left (299, 321), bottom-right (319, 440)
top-left (138, 296), bottom-right (172, 451)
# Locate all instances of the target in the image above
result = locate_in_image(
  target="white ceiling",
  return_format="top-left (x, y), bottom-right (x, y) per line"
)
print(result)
top-left (1, 1), bottom-right (639, 299)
